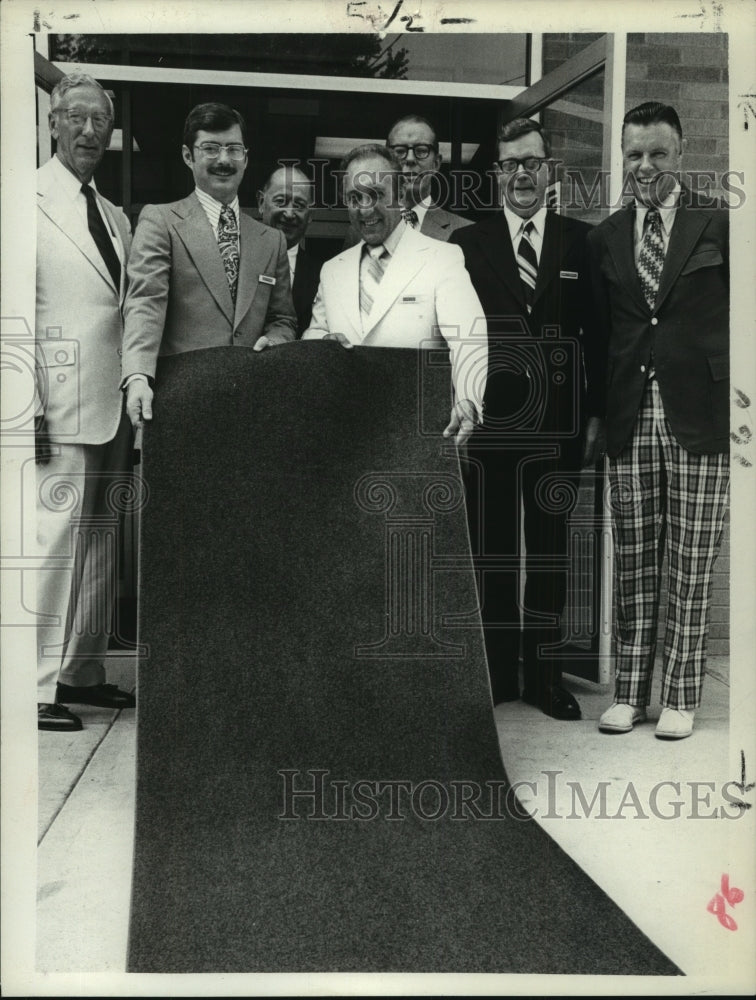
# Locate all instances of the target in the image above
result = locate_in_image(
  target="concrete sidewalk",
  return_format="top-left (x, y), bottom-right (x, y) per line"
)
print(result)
top-left (35, 652), bottom-right (750, 985)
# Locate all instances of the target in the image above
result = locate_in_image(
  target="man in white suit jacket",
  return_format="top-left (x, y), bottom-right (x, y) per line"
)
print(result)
top-left (35, 72), bottom-right (135, 732)
top-left (304, 144), bottom-right (486, 446)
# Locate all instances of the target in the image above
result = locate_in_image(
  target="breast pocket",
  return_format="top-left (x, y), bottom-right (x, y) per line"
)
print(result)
top-left (680, 249), bottom-right (724, 276)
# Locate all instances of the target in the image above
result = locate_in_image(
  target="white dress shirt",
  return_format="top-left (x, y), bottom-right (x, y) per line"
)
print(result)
top-left (503, 203), bottom-right (548, 263)
top-left (48, 153), bottom-right (123, 266)
top-left (633, 185), bottom-right (680, 264)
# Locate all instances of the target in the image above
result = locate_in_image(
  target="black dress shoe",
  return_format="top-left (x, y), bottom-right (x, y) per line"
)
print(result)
top-left (56, 682), bottom-right (136, 709)
top-left (522, 684), bottom-right (581, 721)
top-left (38, 703), bottom-right (83, 732)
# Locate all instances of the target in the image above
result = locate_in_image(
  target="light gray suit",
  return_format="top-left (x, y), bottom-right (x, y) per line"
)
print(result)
top-left (121, 192), bottom-right (296, 381)
top-left (35, 155), bottom-right (132, 700)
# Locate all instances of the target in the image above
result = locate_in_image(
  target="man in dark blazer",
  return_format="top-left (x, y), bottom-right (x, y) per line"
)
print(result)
top-left (588, 102), bottom-right (729, 741)
top-left (450, 118), bottom-right (604, 719)
top-left (344, 114), bottom-right (472, 247)
top-left (257, 164), bottom-right (322, 336)
top-left (122, 103), bottom-right (296, 426)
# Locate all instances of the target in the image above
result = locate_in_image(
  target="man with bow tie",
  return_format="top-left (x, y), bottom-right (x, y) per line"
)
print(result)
top-left (588, 102), bottom-right (729, 740)
top-left (35, 72), bottom-right (135, 731)
top-left (121, 102), bottom-right (296, 428)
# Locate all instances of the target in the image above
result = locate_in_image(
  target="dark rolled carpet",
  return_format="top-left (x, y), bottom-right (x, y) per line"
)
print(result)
top-left (128, 342), bottom-right (680, 975)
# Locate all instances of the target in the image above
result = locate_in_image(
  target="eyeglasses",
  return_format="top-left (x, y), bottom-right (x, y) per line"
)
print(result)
top-left (59, 109), bottom-right (112, 131)
top-left (389, 143), bottom-right (437, 162)
top-left (194, 142), bottom-right (248, 161)
top-left (497, 156), bottom-right (549, 174)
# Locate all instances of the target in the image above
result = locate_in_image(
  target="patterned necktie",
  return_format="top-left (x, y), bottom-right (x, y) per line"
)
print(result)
top-left (637, 208), bottom-right (665, 310)
top-left (217, 204), bottom-right (240, 305)
top-left (517, 219), bottom-right (538, 312)
top-left (359, 244), bottom-right (389, 317)
top-left (81, 184), bottom-right (121, 291)
top-left (403, 208), bottom-right (419, 229)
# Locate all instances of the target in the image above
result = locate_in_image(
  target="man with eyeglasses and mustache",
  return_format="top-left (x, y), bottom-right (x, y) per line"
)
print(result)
top-left (344, 114), bottom-right (472, 247)
top-left (449, 118), bottom-right (604, 720)
top-left (122, 103), bottom-right (296, 428)
top-left (35, 72), bottom-right (136, 731)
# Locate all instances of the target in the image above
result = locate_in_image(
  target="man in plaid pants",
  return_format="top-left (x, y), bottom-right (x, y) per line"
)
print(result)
top-left (588, 102), bottom-right (729, 739)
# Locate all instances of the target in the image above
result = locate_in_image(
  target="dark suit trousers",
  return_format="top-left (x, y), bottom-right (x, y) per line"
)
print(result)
top-left (465, 441), bottom-right (579, 700)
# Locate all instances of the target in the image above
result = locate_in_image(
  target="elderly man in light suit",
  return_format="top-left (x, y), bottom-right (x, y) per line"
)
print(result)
top-left (122, 102), bottom-right (296, 426)
top-left (36, 71), bottom-right (135, 732)
top-left (304, 144), bottom-right (486, 448)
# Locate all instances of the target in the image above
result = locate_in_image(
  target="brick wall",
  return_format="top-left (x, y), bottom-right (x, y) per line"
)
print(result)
top-left (541, 33), bottom-right (730, 658)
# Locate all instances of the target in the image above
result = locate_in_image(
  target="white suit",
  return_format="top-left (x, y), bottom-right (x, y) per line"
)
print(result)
top-left (35, 155), bottom-right (132, 701)
top-left (303, 225), bottom-right (487, 417)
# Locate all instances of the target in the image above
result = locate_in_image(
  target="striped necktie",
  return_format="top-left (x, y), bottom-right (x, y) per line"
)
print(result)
top-left (517, 219), bottom-right (538, 312)
top-left (217, 204), bottom-right (240, 305)
top-left (359, 244), bottom-right (389, 317)
top-left (637, 208), bottom-right (665, 310)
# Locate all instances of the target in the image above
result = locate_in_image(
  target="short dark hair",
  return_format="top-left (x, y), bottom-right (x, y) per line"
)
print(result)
top-left (622, 102), bottom-right (683, 144)
top-left (387, 114), bottom-right (438, 148)
top-left (497, 117), bottom-right (551, 158)
top-left (183, 102), bottom-right (247, 152)
top-left (340, 143), bottom-right (403, 176)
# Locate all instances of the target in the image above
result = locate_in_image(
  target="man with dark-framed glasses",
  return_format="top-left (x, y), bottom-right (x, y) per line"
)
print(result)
top-left (122, 102), bottom-right (296, 428)
top-left (450, 117), bottom-right (604, 719)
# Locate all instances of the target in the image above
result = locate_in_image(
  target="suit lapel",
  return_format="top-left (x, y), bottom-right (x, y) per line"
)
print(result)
top-left (478, 215), bottom-right (527, 310)
top-left (532, 212), bottom-right (574, 306)
top-left (235, 214), bottom-right (277, 330)
top-left (604, 205), bottom-right (648, 313)
top-left (420, 208), bottom-right (447, 241)
top-left (654, 202), bottom-right (708, 313)
top-left (173, 193), bottom-right (235, 325)
top-left (363, 228), bottom-right (428, 334)
top-left (38, 172), bottom-right (118, 295)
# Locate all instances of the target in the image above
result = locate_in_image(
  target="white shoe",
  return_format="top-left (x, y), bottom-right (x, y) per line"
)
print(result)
top-left (655, 707), bottom-right (695, 739)
top-left (598, 702), bottom-right (647, 733)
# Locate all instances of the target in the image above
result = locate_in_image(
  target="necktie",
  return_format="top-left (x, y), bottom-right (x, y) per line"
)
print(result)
top-left (359, 244), bottom-right (389, 317)
top-left (218, 204), bottom-right (240, 306)
top-left (403, 208), bottom-right (419, 229)
top-left (637, 208), bottom-right (665, 310)
top-left (81, 184), bottom-right (121, 291)
top-left (517, 219), bottom-right (538, 312)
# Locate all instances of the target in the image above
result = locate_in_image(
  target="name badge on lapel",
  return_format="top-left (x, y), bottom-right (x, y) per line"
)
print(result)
top-left (560, 270), bottom-right (579, 280)
top-left (259, 274), bottom-right (276, 285)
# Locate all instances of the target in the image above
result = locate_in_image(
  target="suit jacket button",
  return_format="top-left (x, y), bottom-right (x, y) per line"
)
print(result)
top-left (117, 349), bottom-right (123, 356)
top-left (650, 317), bottom-right (658, 326)
top-left (640, 365), bottom-right (646, 373)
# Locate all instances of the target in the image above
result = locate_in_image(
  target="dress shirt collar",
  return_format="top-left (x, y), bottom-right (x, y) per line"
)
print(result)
top-left (634, 184), bottom-right (680, 240)
top-left (409, 195), bottom-right (433, 230)
top-left (361, 216), bottom-right (406, 259)
top-left (503, 203), bottom-right (548, 246)
top-left (195, 186), bottom-right (240, 233)
top-left (50, 153), bottom-right (96, 201)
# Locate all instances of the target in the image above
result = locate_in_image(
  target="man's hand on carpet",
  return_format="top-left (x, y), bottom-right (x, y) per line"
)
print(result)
top-left (254, 333), bottom-right (289, 351)
top-left (443, 399), bottom-right (476, 448)
top-left (323, 331), bottom-right (354, 349)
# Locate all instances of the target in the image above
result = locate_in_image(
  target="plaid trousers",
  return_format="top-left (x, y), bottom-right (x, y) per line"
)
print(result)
top-left (608, 379), bottom-right (729, 709)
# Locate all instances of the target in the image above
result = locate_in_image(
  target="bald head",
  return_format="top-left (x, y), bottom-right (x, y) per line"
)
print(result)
top-left (257, 165), bottom-right (314, 248)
